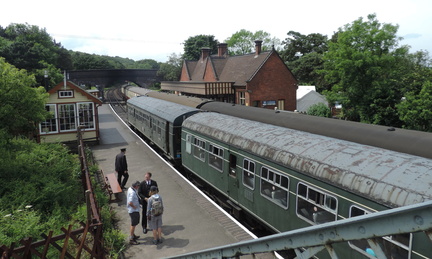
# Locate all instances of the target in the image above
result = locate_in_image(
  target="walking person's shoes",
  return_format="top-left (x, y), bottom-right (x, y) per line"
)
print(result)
top-left (152, 239), bottom-right (158, 245)
top-left (157, 238), bottom-right (163, 244)
top-left (129, 239), bottom-right (139, 245)
top-left (133, 234), bottom-right (140, 240)
top-left (143, 228), bottom-right (147, 234)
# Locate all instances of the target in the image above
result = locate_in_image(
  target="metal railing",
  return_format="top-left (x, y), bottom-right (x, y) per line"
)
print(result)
top-left (165, 200), bottom-right (432, 259)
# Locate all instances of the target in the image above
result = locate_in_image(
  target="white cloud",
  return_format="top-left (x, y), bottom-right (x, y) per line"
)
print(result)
top-left (1, 0), bottom-right (431, 62)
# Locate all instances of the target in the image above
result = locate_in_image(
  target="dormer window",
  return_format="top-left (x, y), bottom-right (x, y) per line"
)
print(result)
top-left (59, 90), bottom-right (73, 98)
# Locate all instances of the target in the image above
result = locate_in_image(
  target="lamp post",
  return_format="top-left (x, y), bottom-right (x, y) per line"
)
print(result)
top-left (44, 70), bottom-right (49, 91)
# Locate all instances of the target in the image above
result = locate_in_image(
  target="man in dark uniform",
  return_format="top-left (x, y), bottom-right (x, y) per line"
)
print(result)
top-left (138, 172), bottom-right (158, 234)
top-left (115, 148), bottom-right (128, 189)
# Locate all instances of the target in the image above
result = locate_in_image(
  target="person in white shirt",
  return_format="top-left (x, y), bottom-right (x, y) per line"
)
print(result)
top-left (127, 181), bottom-right (141, 244)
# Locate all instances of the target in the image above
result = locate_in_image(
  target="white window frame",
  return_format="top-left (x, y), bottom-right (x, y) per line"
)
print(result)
top-left (39, 104), bottom-right (58, 134)
top-left (242, 159), bottom-right (255, 189)
top-left (77, 102), bottom-right (95, 130)
top-left (58, 90), bottom-right (73, 98)
top-left (296, 182), bottom-right (338, 225)
top-left (208, 143), bottom-right (224, 172)
top-left (260, 166), bottom-right (289, 209)
top-left (58, 103), bottom-right (77, 132)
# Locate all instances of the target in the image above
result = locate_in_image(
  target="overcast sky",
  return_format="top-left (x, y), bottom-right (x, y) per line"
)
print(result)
top-left (1, 0), bottom-right (431, 62)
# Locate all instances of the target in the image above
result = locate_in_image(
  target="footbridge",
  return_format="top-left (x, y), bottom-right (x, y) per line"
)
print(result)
top-left (166, 200), bottom-right (432, 259)
top-left (68, 69), bottom-right (160, 88)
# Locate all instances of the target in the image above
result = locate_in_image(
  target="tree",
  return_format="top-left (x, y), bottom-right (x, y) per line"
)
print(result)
top-left (157, 53), bottom-right (183, 81)
top-left (281, 31), bottom-right (328, 89)
top-left (321, 14), bottom-right (409, 126)
top-left (182, 35), bottom-right (219, 60)
top-left (136, 59), bottom-right (160, 69)
top-left (0, 58), bottom-right (48, 137)
top-left (225, 29), bottom-right (281, 55)
top-left (397, 81), bottom-right (432, 132)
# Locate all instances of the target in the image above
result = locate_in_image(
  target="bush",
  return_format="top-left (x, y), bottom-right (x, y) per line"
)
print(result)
top-left (307, 103), bottom-right (332, 118)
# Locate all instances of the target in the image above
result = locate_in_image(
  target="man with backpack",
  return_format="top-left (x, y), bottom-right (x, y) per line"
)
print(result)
top-left (146, 186), bottom-right (164, 245)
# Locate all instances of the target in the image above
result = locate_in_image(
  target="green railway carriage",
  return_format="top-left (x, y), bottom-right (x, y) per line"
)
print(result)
top-left (181, 112), bottom-right (432, 259)
top-left (127, 96), bottom-right (200, 161)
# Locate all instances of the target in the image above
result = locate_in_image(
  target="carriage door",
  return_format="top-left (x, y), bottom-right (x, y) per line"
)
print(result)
top-left (227, 152), bottom-right (239, 201)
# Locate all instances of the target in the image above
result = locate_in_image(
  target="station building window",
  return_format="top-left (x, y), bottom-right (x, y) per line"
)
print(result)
top-left (239, 92), bottom-right (246, 105)
top-left (208, 143), bottom-right (224, 171)
top-left (348, 206), bottom-right (411, 258)
top-left (58, 104), bottom-right (76, 131)
top-left (192, 137), bottom-right (206, 161)
top-left (296, 183), bottom-right (337, 225)
top-left (77, 102), bottom-right (95, 130)
top-left (40, 104), bottom-right (57, 134)
top-left (242, 159), bottom-right (255, 189)
top-left (260, 167), bottom-right (289, 208)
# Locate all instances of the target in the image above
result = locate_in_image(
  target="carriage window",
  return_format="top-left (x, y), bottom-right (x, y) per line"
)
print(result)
top-left (242, 159), bottom-right (255, 189)
top-left (260, 167), bottom-right (289, 208)
top-left (208, 144), bottom-right (223, 172)
top-left (348, 206), bottom-right (411, 258)
top-left (185, 134), bottom-right (192, 154)
top-left (296, 183), bottom-right (337, 224)
top-left (192, 137), bottom-right (206, 161)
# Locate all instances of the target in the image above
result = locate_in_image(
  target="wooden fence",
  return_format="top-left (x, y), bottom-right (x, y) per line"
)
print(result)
top-left (0, 127), bottom-right (105, 259)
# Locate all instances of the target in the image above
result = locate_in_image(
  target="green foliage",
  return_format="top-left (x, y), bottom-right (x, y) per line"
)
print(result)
top-left (157, 53), bottom-right (183, 81)
top-left (225, 29), bottom-right (280, 55)
top-left (281, 31), bottom-right (328, 88)
top-left (182, 35), bottom-right (219, 60)
top-left (397, 81), bottom-right (432, 132)
top-left (0, 137), bottom-right (82, 219)
top-left (321, 14), bottom-right (409, 126)
top-left (0, 134), bottom-right (83, 247)
top-left (307, 103), bottom-right (332, 117)
top-left (0, 58), bottom-right (49, 137)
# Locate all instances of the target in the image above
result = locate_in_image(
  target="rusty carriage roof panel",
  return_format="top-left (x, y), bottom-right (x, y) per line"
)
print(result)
top-left (128, 96), bottom-right (200, 125)
top-left (183, 112), bottom-right (432, 208)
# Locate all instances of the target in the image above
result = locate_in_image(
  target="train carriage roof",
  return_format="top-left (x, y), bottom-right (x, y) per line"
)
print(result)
top-left (183, 112), bottom-right (432, 208)
top-left (146, 91), bottom-right (211, 108)
top-left (200, 102), bottom-right (432, 160)
top-left (127, 96), bottom-right (199, 125)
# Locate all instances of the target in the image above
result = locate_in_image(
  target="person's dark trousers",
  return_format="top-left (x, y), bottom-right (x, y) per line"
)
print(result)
top-left (141, 201), bottom-right (148, 231)
top-left (117, 171), bottom-right (129, 188)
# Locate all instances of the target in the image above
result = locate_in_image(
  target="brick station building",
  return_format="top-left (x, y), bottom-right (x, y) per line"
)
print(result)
top-left (161, 41), bottom-right (298, 111)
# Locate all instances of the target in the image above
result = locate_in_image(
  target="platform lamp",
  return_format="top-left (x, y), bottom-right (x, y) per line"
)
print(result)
top-left (44, 70), bottom-right (49, 91)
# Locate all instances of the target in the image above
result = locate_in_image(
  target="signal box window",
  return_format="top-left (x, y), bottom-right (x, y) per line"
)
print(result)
top-left (296, 183), bottom-right (337, 224)
top-left (192, 137), bottom-right (206, 161)
top-left (77, 102), bottom-right (95, 130)
top-left (348, 206), bottom-right (411, 258)
top-left (58, 90), bottom-right (73, 98)
top-left (242, 159), bottom-right (255, 189)
top-left (208, 144), bottom-right (224, 172)
top-left (59, 104), bottom-right (76, 131)
top-left (40, 104), bottom-right (57, 134)
top-left (260, 167), bottom-right (289, 208)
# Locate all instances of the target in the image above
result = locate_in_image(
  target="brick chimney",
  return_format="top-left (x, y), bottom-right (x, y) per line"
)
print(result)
top-left (255, 40), bottom-right (263, 55)
top-left (217, 43), bottom-right (228, 57)
top-left (201, 47), bottom-right (211, 61)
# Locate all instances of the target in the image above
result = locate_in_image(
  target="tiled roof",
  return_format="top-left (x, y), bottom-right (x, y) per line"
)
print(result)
top-left (183, 50), bottom-right (273, 86)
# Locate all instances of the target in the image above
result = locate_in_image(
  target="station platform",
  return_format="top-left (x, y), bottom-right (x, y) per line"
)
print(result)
top-left (91, 105), bottom-right (258, 258)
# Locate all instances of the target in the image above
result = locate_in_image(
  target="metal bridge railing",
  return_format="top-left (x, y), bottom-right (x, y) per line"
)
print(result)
top-left (165, 200), bottom-right (432, 259)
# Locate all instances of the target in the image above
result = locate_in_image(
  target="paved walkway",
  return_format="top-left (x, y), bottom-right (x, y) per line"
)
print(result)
top-left (92, 105), bottom-right (256, 258)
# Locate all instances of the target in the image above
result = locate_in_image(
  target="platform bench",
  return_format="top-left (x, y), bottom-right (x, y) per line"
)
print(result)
top-left (104, 172), bottom-right (123, 201)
